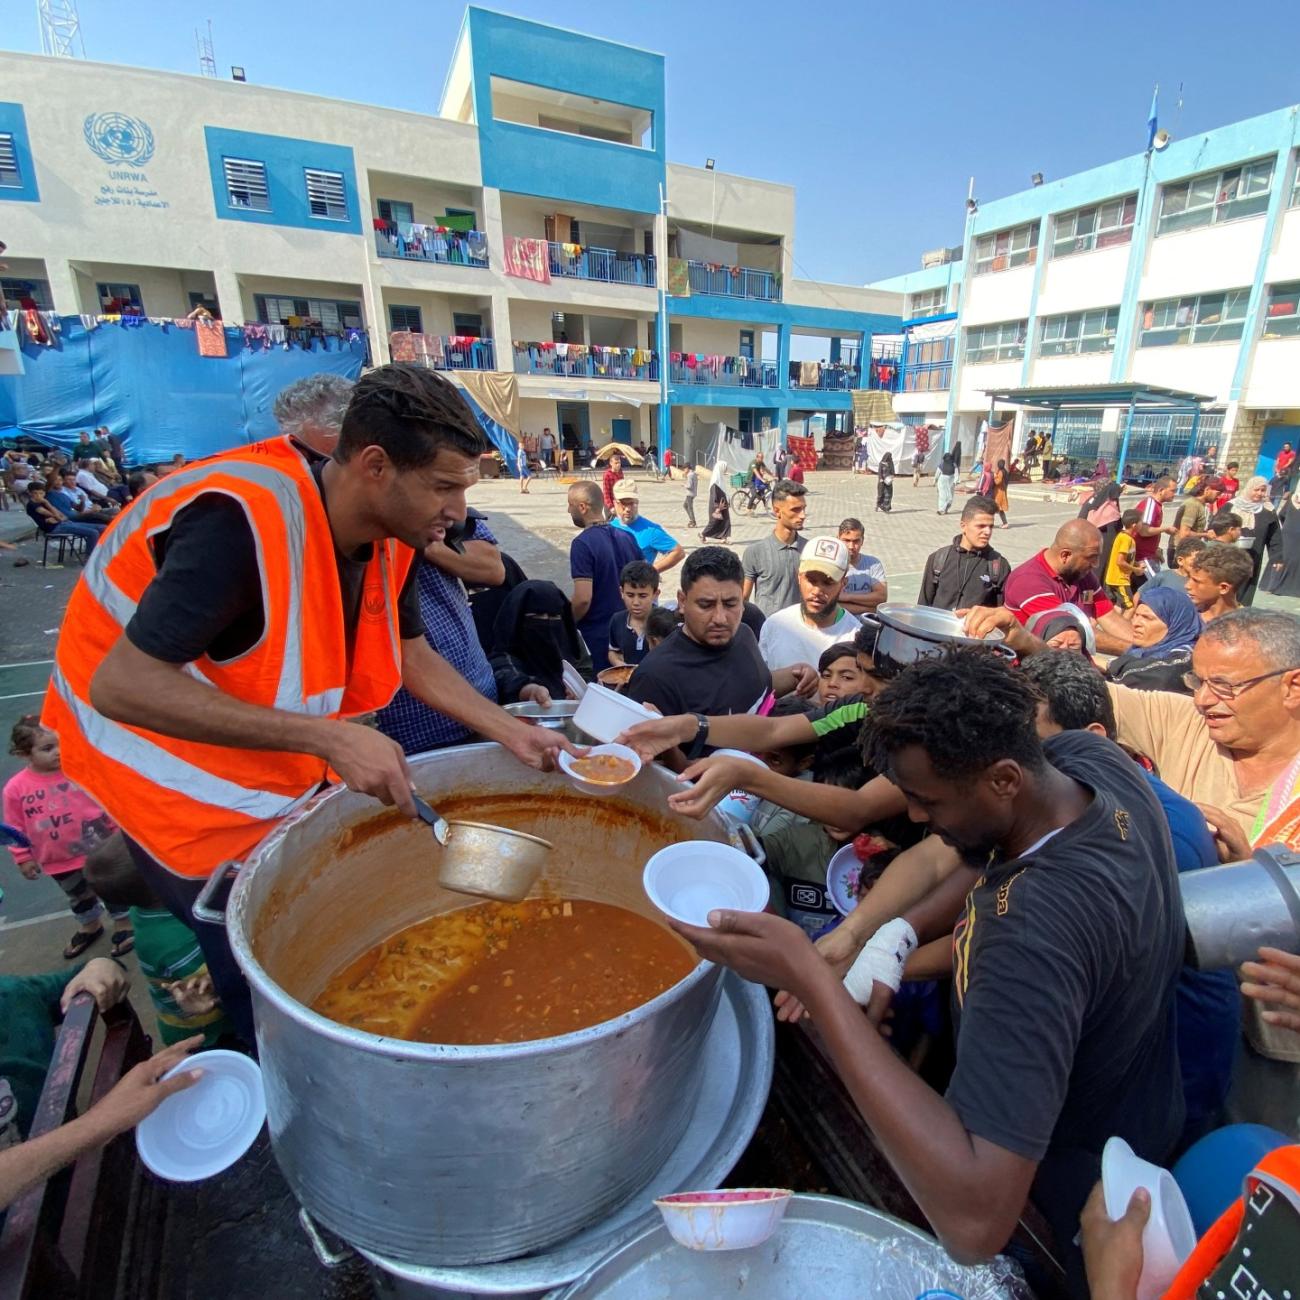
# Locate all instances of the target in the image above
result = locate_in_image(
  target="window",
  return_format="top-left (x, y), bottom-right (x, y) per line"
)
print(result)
top-left (0, 133), bottom-right (19, 188)
top-left (738, 329), bottom-right (755, 360)
top-left (1262, 282), bottom-right (1300, 338)
top-left (224, 157), bottom-right (270, 211)
top-left (1038, 307), bottom-right (1120, 356)
top-left (1, 277), bottom-right (52, 309)
top-left (97, 282), bottom-right (144, 313)
top-left (389, 304), bottom-right (423, 333)
top-left (378, 198), bottom-right (414, 225)
top-left (908, 287), bottom-right (948, 317)
top-left (1292, 163), bottom-right (1300, 209)
top-left (1157, 159), bottom-right (1273, 235)
top-left (1138, 289), bottom-right (1250, 347)
top-left (1051, 195), bottom-right (1137, 258)
top-left (256, 295), bottom-right (364, 330)
top-left (973, 223), bottom-right (1038, 275)
top-left (965, 319), bottom-right (1027, 364)
top-left (305, 168), bottom-right (347, 220)
top-left (453, 312), bottom-right (483, 339)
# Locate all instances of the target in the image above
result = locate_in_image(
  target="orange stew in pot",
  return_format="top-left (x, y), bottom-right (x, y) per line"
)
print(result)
top-left (313, 899), bottom-right (696, 1045)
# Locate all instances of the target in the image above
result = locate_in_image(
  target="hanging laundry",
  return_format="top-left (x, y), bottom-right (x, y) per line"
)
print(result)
top-left (195, 320), bottom-right (228, 358)
top-left (389, 331), bottom-right (419, 363)
top-left (22, 309), bottom-right (52, 345)
top-left (666, 258), bottom-right (691, 297)
top-left (799, 360), bottom-right (821, 386)
top-left (466, 230), bottom-right (488, 262)
top-left (503, 236), bottom-right (552, 283)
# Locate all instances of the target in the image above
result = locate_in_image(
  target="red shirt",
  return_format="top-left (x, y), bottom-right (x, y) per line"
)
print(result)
top-left (601, 466), bottom-right (621, 508)
top-left (1003, 550), bottom-right (1114, 624)
top-left (1135, 494), bottom-right (1164, 562)
top-left (789, 461), bottom-right (805, 484)
top-left (1216, 476), bottom-right (1239, 513)
top-left (1276, 449), bottom-right (1295, 475)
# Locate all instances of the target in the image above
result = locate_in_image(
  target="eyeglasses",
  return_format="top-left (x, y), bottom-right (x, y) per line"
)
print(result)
top-left (1182, 666), bottom-right (1298, 700)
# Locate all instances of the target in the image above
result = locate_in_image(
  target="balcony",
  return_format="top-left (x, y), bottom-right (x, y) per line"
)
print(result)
top-left (514, 342), bottom-right (658, 382)
top-left (685, 260), bottom-right (781, 302)
top-left (670, 354), bottom-right (779, 388)
top-left (548, 242), bottom-right (656, 288)
top-left (374, 222), bottom-right (489, 269)
top-left (389, 332), bottom-right (497, 371)
top-left (791, 361), bottom-right (861, 391)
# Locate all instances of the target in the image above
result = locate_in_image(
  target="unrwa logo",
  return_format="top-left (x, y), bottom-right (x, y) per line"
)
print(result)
top-left (83, 112), bottom-right (155, 165)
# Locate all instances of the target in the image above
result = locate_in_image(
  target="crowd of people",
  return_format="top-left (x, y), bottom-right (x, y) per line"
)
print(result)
top-left (2, 369), bottom-right (1299, 1296)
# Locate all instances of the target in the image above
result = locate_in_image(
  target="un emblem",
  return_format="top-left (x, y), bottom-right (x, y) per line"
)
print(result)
top-left (83, 112), bottom-right (156, 165)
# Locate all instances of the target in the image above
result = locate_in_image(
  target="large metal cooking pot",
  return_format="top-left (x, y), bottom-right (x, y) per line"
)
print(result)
top-left (217, 744), bottom-right (733, 1268)
top-left (860, 602), bottom-right (1015, 677)
top-left (1180, 843), bottom-right (1300, 969)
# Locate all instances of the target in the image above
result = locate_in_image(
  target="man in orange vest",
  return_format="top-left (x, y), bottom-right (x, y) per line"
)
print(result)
top-left (43, 366), bottom-right (572, 1042)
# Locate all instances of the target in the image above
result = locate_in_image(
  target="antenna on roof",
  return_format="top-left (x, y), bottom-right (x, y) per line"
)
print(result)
top-left (37, 0), bottom-right (85, 57)
top-left (197, 19), bottom-right (217, 78)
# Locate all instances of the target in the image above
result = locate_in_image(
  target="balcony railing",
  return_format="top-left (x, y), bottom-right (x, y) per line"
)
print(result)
top-left (374, 223), bottom-right (489, 269)
top-left (685, 259), bottom-right (781, 301)
top-left (670, 354), bottom-right (778, 388)
top-left (791, 362), bottom-right (860, 391)
top-left (389, 332), bottom-right (497, 371)
top-left (514, 342), bottom-right (658, 381)
top-left (548, 242), bottom-right (656, 287)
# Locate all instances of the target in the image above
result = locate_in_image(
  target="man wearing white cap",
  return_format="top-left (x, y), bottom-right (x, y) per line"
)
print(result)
top-left (610, 479), bottom-right (684, 573)
top-left (758, 537), bottom-right (861, 670)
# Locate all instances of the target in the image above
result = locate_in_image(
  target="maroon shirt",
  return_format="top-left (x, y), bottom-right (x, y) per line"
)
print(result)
top-left (1003, 550), bottom-right (1114, 624)
top-left (1135, 494), bottom-right (1164, 563)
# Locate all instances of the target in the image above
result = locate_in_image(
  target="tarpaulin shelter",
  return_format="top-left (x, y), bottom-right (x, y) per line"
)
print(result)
top-left (0, 315), bottom-right (367, 464)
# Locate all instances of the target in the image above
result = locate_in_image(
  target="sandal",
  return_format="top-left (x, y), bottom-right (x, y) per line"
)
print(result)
top-left (111, 930), bottom-right (136, 958)
top-left (64, 926), bottom-right (104, 959)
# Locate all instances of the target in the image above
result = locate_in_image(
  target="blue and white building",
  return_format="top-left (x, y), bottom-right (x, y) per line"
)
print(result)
top-left (0, 8), bottom-right (900, 459)
top-left (871, 104), bottom-right (1300, 476)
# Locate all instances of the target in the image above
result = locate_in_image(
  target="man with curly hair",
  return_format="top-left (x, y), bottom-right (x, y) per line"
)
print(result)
top-left (667, 646), bottom-right (1184, 1288)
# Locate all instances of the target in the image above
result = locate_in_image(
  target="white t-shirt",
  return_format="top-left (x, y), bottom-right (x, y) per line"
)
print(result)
top-left (758, 603), bottom-right (862, 670)
top-left (75, 468), bottom-right (110, 500)
top-left (843, 554), bottom-right (886, 598)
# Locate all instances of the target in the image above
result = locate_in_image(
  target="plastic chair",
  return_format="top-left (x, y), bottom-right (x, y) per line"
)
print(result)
top-left (1172, 1122), bottom-right (1291, 1234)
top-left (41, 530), bottom-right (88, 567)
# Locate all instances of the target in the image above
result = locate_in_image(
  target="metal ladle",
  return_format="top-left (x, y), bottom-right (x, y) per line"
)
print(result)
top-left (412, 794), bottom-right (554, 903)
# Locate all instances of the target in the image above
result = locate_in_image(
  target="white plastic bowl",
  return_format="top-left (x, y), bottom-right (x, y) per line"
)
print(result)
top-left (825, 842), bottom-right (862, 916)
top-left (709, 748), bottom-right (768, 826)
top-left (654, 1188), bottom-right (793, 1251)
top-left (1101, 1136), bottom-right (1197, 1300)
top-left (136, 1049), bottom-right (266, 1183)
top-left (558, 743), bottom-right (643, 797)
top-left (643, 841), bottom-right (769, 927)
top-left (572, 680), bottom-right (656, 742)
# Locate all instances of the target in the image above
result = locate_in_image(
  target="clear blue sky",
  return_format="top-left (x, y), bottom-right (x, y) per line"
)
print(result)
top-left (9, 0), bottom-right (1300, 285)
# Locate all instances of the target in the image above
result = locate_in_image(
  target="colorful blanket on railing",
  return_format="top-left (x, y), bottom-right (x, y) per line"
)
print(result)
top-left (504, 237), bottom-right (551, 283)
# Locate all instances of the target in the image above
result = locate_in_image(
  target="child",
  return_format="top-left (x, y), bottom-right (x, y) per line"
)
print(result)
top-left (607, 560), bottom-right (659, 667)
top-left (3, 716), bottom-right (131, 960)
top-left (759, 748), bottom-right (871, 938)
top-left (83, 834), bottom-right (233, 1047)
top-left (644, 604), bottom-right (681, 652)
top-left (516, 440), bottom-right (531, 494)
top-left (1104, 508), bottom-right (1142, 608)
top-left (750, 697), bottom-right (818, 838)
top-left (682, 464), bottom-right (698, 529)
top-left (817, 641), bottom-right (884, 707)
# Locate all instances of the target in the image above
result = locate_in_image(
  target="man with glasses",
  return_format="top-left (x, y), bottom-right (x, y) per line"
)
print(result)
top-left (965, 606), bottom-right (1300, 855)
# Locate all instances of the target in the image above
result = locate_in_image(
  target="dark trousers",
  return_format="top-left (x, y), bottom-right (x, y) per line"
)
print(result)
top-left (684, 494), bottom-right (697, 527)
top-left (123, 835), bottom-right (256, 1046)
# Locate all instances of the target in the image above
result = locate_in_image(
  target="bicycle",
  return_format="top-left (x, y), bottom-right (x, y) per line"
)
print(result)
top-left (731, 480), bottom-right (772, 514)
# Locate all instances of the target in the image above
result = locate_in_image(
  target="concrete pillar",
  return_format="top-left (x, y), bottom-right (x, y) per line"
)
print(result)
top-left (775, 326), bottom-right (791, 445)
top-left (211, 269), bottom-right (244, 325)
top-left (45, 259), bottom-right (86, 315)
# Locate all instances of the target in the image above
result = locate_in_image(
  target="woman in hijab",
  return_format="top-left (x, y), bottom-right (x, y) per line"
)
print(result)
top-left (875, 451), bottom-right (895, 513)
top-left (992, 458), bottom-right (1010, 528)
top-left (1105, 586), bottom-right (1202, 695)
top-left (1262, 479), bottom-right (1300, 599)
top-left (1228, 475), bottom-right (1283, 605)
top-left (935, 449), bottom-right (956, 515)
top-left (1080, 479), bottom-right (1123, 578)
top-left (489, 579), bottom-right (591, 701)
top-left (701, 456), bottom-right (732, 541)
top-left (1025, 605), bottom-right (1096, 656)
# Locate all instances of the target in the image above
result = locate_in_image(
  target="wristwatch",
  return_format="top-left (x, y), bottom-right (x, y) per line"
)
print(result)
top-left (684, 712), bottom-right (710, 760)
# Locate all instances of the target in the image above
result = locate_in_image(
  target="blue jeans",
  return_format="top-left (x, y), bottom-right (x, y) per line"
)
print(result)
top-left (51, 522), bottom-right (101, 550)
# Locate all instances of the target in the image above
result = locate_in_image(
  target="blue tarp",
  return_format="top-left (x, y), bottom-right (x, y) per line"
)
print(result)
top-left (458, 388), bottom-right (520, 472)
top-left (0, 316), bottom-right (367, 463)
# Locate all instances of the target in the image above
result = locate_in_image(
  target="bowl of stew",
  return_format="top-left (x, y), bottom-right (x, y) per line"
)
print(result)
top-left (558, 743), bottom-right (643, 796)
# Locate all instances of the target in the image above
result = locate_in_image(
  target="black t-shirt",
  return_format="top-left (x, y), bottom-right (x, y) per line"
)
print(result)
top-left (945, 730), bottom-right (1184, 1260)
top-left (125, 457), bottom-right (421, 665)
top-left (626, 624), bottom-right (771, 723)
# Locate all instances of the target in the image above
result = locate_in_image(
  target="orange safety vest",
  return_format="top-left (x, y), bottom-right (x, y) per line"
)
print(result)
top-left (42, 437), bottom-right (415, 878)
top-left (1163, 1144), bottom-right (1300, 1298)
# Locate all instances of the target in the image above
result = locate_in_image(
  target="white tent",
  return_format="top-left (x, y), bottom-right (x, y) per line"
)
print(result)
top-left (866, 422), bottom-right (919, 471)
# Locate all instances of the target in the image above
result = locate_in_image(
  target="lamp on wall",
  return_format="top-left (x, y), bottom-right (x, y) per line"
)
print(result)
top-left (705, 158), bottom-right (715, 171)
top-left (231, 66), bottom-right (246, 81)
top-left (1031, 172), bottom-right (1044, 186)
